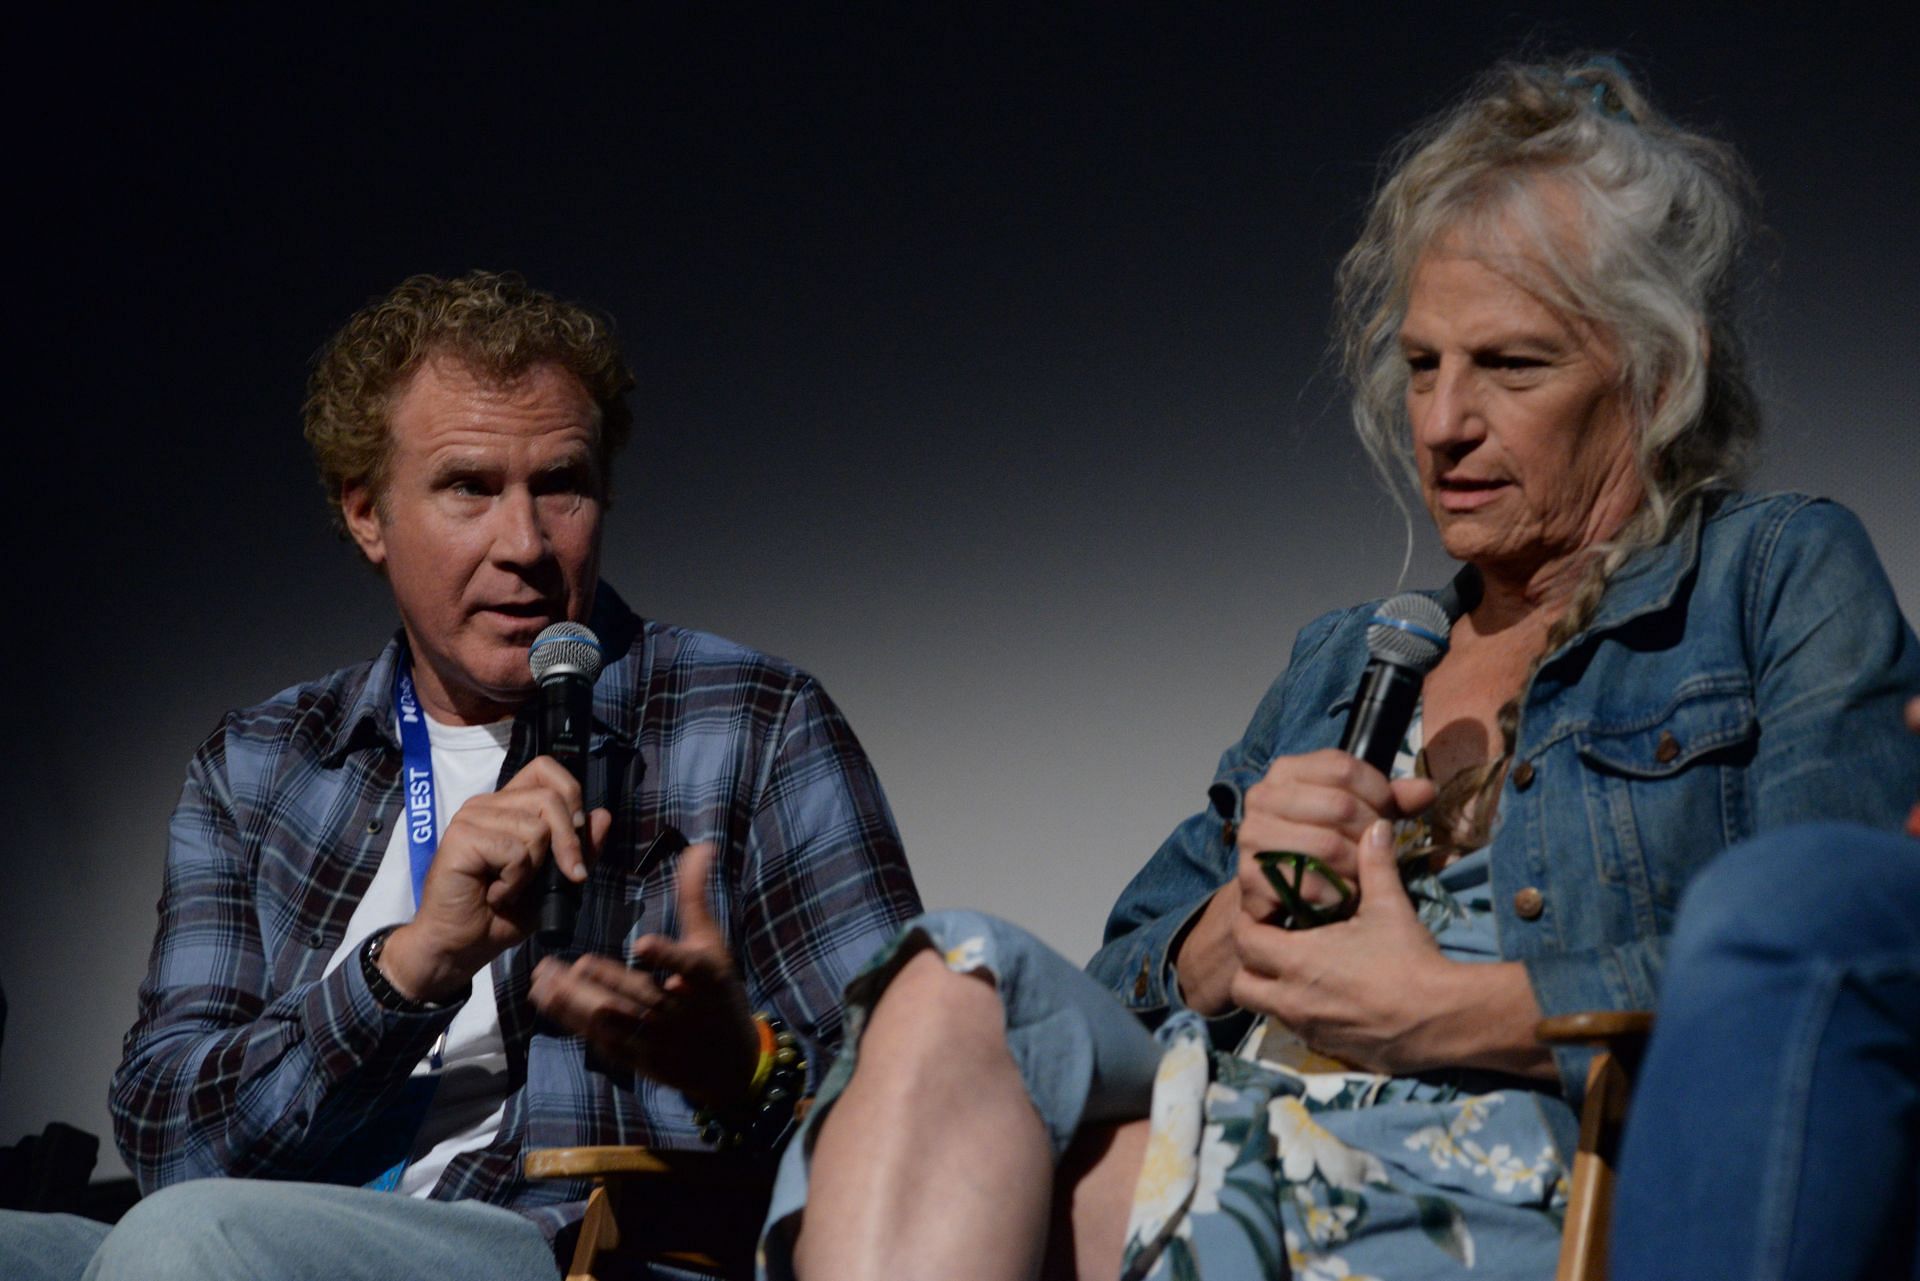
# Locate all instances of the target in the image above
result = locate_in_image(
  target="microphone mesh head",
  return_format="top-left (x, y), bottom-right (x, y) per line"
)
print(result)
top-left (1365, 592), bottom-right (1452, 674)
top-left (529, 622), bottom-right (604, 684)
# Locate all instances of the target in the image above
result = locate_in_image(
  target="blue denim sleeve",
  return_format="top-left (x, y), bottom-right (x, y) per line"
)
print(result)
top-left (1523, 499), bottom-right (1920, 1084)
top-left (1741, 500), bottom-right (1920, 830)
top-left (1086, 611), bottom-right (1349, 1035)
top-left (1083, 809), bottom-right (1232, 1029)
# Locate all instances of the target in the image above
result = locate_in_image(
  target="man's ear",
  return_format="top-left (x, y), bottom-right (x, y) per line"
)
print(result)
top-left (341, 481), bottom-right (387, 567)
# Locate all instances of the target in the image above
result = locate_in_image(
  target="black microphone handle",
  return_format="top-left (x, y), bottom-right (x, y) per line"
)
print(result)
top-left (535, 673), bottom-right (594, 945)
top-left (1340, 660), bottom-right (1424, 776)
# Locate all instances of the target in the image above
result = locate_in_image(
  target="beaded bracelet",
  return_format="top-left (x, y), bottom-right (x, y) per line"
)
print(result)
top-left (744, 1013), bottom-right (778, 1097)
top-left (693, 1014), bottom-right (807, 1150)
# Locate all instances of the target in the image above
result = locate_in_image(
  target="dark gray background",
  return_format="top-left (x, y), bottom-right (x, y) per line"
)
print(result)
top-left (6, 6), bottom-right (1914, 1176)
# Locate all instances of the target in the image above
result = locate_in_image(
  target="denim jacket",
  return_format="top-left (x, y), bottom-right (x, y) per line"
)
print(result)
top-left (1087, 492), bottom-right (1920, 1134)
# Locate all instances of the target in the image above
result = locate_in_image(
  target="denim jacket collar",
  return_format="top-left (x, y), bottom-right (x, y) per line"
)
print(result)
top-left (1552, 497), bottom-right (1707, 659)
top-left (1310, 498), bottom-right (1711, 733)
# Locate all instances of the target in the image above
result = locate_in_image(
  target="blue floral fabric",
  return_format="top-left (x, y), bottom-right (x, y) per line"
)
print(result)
top-left (1117, 712), bottom-right (1565, 1280)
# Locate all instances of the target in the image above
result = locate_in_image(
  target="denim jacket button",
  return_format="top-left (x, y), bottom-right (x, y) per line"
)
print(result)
top-left (1513, 887), bottom-right (1545, 920)
top-left (1511, 761), bottom-right (1535, 790)
top-left (1132, 966), bottom-right (1150, 1001)
top-left (1655, 731), bottom-right (1681, 763)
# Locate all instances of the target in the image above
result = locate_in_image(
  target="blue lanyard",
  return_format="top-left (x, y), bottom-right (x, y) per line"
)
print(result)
top-left (391, 658), bottom-right (450, 1077)
top-left (393, 661), bottom-right (438, 911)
top-left (360, 660), bottom-right (453, 1193)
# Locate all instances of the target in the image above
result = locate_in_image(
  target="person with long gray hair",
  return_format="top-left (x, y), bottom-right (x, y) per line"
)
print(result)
top-left (757, 55), bottom-right (1920, 1281)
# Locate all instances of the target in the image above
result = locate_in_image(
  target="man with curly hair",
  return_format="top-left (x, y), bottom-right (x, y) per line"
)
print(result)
top-left (0, 271), bottom-right (921, 1281)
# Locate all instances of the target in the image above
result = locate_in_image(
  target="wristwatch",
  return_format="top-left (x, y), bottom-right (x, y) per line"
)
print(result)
top-left (359, 924), bottom-right (453, 1014)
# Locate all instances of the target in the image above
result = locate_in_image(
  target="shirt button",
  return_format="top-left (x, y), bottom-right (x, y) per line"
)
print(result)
top-left (1511, 761), bottom-right (1535, 790)
top-left (366, 817), bottom-right (383, 834)
top-left (1655, 732), bottom-right (1681, 764)
top-left (1513, 887), bottom-right (1545, 920)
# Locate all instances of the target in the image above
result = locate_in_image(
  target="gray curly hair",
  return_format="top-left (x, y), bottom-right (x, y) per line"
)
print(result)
top-left (1337, 55), bottom-right (1761, 573)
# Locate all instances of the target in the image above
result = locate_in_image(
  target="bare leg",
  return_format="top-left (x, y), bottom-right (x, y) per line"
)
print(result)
top-left (1045, 1118), bottom-right (1152, 1281)
top-left (794, 949), bottom-right (1056, 1281)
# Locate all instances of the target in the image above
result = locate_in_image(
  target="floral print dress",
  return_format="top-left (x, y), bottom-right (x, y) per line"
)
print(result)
top-left (1117, 712), bottom-right (1570, 1280)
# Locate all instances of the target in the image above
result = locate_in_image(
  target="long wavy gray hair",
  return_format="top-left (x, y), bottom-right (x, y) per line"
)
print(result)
top-left (1344, 55), bottom-right (1758, 576)
top-left (1335, 56), bottom-right (1763, 852)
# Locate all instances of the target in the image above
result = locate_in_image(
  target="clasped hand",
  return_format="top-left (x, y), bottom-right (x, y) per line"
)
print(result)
top-left (1233, 818), bottom-right (1463, 1074)
top-left (379, 755), bottom-right (609, 1003)
top-left (1228, 749), bottom-right (1454, 1075)
top-left (1233, 748), bottom-right (1434, 922)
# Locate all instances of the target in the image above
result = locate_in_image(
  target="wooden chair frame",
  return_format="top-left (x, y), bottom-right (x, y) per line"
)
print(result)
top-left (1537, 1011), bottom-right (1653, 1281)
top-left (524, 1146), bottom-right (776, 1281)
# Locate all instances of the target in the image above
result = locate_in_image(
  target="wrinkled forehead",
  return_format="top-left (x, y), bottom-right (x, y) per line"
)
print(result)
top-left (369, 358), bottom-right (603, 502)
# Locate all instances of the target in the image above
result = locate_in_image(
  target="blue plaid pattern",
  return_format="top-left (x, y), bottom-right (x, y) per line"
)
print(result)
top-left (109, 585), bottom-right (921, 1243)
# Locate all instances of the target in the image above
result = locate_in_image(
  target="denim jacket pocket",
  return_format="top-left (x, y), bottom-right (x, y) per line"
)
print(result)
top-left (1572, 682), bottom-right (1758, 908)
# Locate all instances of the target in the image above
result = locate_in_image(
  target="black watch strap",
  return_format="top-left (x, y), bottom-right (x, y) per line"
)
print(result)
top-left (359, 925), bottom-right (454, 1014)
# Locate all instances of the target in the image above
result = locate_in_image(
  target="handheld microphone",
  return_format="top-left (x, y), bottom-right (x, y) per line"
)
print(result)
top-left (529, 622), bottom-right (604, 945)
top-left (1340, 567), bottom-right (1479, 775)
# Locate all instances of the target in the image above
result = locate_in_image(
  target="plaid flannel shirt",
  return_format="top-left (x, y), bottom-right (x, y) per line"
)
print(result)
top-left (110, 585), bottom-right (920, 1241)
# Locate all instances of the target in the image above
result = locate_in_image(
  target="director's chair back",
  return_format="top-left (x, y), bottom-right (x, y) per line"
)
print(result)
top-left (523, 1146), bottom-right (776, 1281)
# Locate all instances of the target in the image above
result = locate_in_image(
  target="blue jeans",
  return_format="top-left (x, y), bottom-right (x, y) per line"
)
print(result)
top-left (0, 1180), bottom-right (559, 1281)
top-left (1611, 823), bottom-right (1920, 1280)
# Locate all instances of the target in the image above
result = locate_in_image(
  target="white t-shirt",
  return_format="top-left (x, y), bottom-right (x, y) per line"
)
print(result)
top-left (325, 713), bottom-right (513, 1196)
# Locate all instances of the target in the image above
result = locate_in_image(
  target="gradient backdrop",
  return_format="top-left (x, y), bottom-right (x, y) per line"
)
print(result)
top-left (8, 7), bottom-right (1915, 1176)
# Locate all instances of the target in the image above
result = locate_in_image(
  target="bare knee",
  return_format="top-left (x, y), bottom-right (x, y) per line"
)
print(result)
top-left (859, 947), bottom-right (1009, 1073)
top-left (810, 944), bottom-right (1037, 1164)
top-left (793, 948), bottom-right (1053, 1281)
top-left (881, 947), bottom-right (1001, 1016)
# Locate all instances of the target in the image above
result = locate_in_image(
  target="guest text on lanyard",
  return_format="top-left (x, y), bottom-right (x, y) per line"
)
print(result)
top-left (394, 660), bottom-right (449, 1070)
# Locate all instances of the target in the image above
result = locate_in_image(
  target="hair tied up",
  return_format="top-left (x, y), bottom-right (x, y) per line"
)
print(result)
top-left (1566, 55), bottom-right (1636, 123)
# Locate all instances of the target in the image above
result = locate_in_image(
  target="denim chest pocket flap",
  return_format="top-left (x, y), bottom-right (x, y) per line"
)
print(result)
top-left (1567, 682), bottom-right (1757, 903)
top-left (1572, 682), bottom-right (1757, 778)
